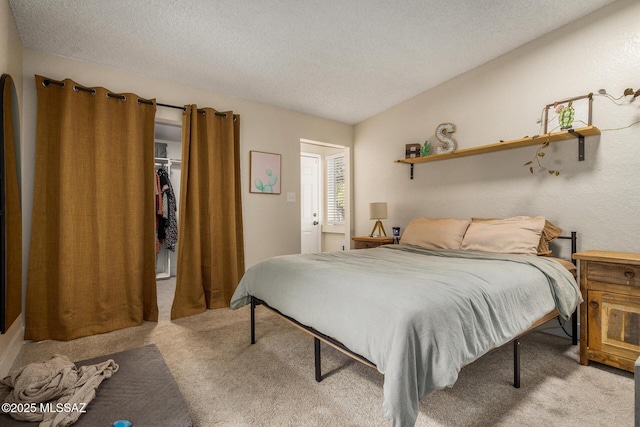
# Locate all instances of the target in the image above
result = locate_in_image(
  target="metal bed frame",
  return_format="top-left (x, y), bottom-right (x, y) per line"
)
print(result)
top-left (250, 232), bottom-right (579, 389)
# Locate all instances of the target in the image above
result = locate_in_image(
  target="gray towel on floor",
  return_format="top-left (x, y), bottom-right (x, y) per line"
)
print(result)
top-left (0, 355), bottom-right (118, 427)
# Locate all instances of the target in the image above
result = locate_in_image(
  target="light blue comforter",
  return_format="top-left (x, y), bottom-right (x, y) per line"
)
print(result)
top-left (230, 245), bottom-right (582, 426)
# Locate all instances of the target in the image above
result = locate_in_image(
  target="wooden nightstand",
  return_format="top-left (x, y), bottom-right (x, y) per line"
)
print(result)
top-left (573, 250), bottom-right (640, 372)
top-left (352, 236), bottom-right (394, 249)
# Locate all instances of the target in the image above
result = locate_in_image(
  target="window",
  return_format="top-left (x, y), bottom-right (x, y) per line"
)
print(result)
top-left (326, 153), bottom-right (345, 224)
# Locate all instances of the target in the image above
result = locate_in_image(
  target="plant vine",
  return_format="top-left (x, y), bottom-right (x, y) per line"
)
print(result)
top-left (525, 87), bottom-right (638, 175)
top-left (524, 140), bottom-right (558, 175)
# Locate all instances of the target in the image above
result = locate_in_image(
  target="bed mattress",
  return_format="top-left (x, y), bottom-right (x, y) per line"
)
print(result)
top-left (231, 245), bottom-right (581, 426)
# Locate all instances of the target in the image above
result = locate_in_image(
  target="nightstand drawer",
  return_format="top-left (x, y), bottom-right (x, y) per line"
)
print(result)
top-left (355, 240), bottom-right (380, 249)
top-left (352, 236), bottom-right (394, 249)
top-left (588, 262), bottom-right (640, 288)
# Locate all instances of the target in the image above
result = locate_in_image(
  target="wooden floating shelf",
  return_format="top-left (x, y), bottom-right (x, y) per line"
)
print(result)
top-left (395, 126), bottom-right (600, 165)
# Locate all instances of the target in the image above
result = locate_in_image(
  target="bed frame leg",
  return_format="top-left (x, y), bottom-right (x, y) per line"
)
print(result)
top-left (314, 337), bottom-right (322, 382)
top-left (513, 339), bottom-right (521, 388)
top-left (571, 309), bottom-right (578, 346)
top-left (250, 296), bottom-right (256, 345)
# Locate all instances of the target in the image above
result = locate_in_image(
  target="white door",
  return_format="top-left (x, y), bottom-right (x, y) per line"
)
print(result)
top-left (300, 153), bottom-right (320, 253)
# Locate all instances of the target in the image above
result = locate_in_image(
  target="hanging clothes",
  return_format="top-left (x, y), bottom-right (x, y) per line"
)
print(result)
top-left (155, 171), bottom-right (161, 254)
top-left (156, 167), bottom-right (178, 251)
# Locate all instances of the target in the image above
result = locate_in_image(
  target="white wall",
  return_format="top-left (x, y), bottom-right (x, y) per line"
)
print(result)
top-left (353, 0), bottom-right (640, 255)
top-left (0, 0), bottom-right (23, 376)
top-left (20, 50), bottom-right (354, 274)
top-left (0, 0), bottom-right (21, 93)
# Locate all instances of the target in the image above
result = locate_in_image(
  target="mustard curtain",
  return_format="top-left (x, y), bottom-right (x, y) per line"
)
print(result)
top-left (1, 75), bottom-right (21, 331)
top-left (25, 75), bottom-right (158, 341)
top-left (171, 105), bottom-right (244, 319)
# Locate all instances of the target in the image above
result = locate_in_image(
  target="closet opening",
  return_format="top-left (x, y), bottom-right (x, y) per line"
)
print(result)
top-left (155, 118), bottom-right (181, 320)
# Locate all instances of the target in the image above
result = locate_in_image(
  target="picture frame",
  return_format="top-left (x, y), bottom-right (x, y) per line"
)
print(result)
top-left (543, 94), bottom-right (592, 134)
top-left (250, 150), bottom-right (281, 194)
top-left (405, 143), bottom-right (422, 159)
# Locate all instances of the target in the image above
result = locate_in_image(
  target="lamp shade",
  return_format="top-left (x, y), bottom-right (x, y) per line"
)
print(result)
top-left (369, 202), bottom-right (387, 220)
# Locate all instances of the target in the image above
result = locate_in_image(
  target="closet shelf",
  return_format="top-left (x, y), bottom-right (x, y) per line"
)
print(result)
top-left (155, 138), bottom-right (181, 145)
top-left (395, 126), bottom-right (600, 177)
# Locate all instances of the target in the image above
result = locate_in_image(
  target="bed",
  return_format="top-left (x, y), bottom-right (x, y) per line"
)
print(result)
top-left (230, 216), bottom-right (582, 426)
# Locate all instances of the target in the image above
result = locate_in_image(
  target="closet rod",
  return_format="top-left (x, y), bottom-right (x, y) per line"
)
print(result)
top-left (41, 78), bottom-right (235, 119)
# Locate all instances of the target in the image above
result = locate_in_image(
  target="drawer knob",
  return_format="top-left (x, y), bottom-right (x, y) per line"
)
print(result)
top-left (624, 269), bottom-right (635, 279)
top-left (589, 300), bottom-right (599, 309)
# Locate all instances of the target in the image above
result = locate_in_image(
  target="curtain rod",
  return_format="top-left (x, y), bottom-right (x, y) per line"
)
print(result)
top-left (42, 78), bottom-right (235, 119)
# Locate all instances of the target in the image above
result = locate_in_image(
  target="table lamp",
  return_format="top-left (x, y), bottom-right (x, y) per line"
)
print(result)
top-left (369, 202), bottom-right (388, 237)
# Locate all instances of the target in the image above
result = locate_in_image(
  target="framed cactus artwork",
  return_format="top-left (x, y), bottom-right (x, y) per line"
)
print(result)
top-left (543, 94), bottom-right (592, 133)
top-left (250, 150), bottom-right (281, 194)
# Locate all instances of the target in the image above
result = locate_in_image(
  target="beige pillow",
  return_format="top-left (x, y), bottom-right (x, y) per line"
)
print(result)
top-left (473, 217), bottom-right (562, 256)
top-left (461, 216), bottom-right (546, 255)
top-left (400, 217), bottom-right (471, 250)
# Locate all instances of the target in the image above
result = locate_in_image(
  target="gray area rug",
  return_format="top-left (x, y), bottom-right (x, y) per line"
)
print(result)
top-left (0, 344), bottom-right (193, 427)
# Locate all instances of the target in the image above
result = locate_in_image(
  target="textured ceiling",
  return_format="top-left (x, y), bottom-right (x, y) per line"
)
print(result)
top-left (9, 0), bottom-right (616, 124)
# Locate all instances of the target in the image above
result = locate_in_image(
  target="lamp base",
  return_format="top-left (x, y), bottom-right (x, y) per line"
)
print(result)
top-left (370, 220), bottom-right (387, 237)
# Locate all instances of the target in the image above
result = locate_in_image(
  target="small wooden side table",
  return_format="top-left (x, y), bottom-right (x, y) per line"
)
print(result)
top-left (352, 236), bottom-right (394, 249)
top-left (573, 250), bottom-right (640, 372)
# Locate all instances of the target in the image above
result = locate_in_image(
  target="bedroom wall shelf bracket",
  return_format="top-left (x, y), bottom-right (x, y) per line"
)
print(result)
top-left (395, 125), bottom-right (600, 179)
top-left (568, 129), bottom-right (586, 161)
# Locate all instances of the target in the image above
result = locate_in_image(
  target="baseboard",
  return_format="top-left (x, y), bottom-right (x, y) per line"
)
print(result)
top-left (0, 319), bottom-right (24, 378)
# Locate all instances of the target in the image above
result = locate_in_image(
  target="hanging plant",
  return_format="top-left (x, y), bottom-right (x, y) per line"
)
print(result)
top-left (523, 140), bottom-right (559, 176)
top-left (525, 86), bottom-right (638, 176)
top-left (598, 87), bottom-right (640, 103)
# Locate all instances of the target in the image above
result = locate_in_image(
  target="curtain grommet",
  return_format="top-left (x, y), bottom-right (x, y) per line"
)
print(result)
top-left (107, 93), bottom-right (126, 101)
top-left (73, 85), bottom-right (96, 95)
top-left (42, 79), bottom-right (65, 88)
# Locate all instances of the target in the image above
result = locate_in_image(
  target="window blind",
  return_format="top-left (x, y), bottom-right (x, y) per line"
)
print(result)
top-left (326, 153), bottom-right (345, 224)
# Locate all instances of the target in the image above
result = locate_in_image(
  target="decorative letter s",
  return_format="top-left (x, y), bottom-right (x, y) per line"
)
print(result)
top-left (435, 123), bottom-right (457, 154)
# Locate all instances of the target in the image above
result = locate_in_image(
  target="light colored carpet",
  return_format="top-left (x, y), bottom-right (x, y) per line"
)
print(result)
top-left (10, 277), bottom-right (635, 426)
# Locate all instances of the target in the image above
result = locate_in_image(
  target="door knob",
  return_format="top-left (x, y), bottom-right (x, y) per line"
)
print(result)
top-left (313, 221), bottom-right (319, 226)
